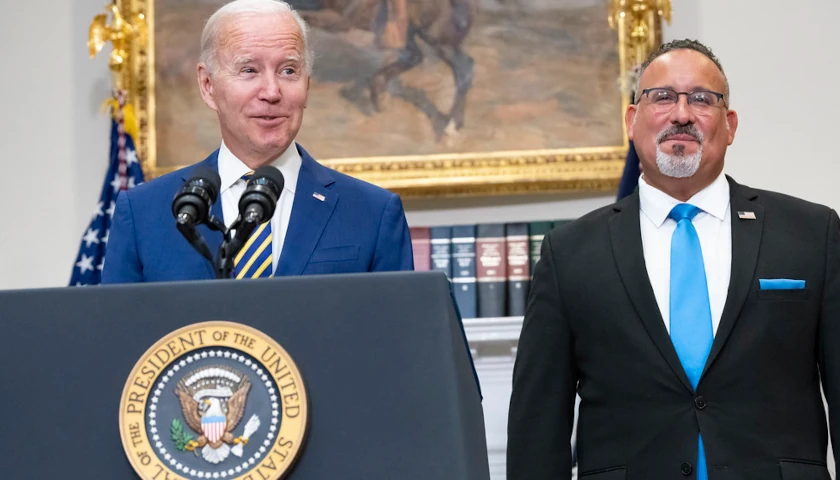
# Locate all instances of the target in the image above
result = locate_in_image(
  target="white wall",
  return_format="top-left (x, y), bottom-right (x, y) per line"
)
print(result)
top-left (0, 0), bottom-right (111, 290)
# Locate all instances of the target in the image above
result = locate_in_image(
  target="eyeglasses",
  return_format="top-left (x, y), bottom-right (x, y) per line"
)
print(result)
top-left (638, 87), bottom-right (728, 110)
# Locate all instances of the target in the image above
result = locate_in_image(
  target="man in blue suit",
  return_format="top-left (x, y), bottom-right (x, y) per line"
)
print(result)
top-left (102, 0), bottom-right (413, 283)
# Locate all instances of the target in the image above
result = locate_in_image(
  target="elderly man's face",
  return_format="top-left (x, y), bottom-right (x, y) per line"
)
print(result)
top-left (198, 13), bottom-right (309, 166)
top-left (625, 49), bottom-right (738, 197)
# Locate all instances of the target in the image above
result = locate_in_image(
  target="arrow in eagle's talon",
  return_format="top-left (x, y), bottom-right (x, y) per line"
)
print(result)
top-left (234, 436), bottom-right (248, 446)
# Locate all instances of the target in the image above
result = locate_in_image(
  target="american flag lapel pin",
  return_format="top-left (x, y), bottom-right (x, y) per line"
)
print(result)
top-left (312, 192), bottom-right (326, 202)
top-left (738, 211), bottom-right (756, 220)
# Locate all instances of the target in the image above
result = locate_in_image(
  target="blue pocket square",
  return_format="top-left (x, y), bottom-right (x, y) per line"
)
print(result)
top-left (759, 279), bottom-right (806, 290)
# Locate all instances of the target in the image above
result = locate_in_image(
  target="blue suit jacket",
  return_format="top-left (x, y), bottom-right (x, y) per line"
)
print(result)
top-left (102, 145), bottom-right (413, 283)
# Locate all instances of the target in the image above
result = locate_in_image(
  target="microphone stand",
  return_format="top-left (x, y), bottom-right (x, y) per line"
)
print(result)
top-left (212, 214), bottom-right (259, 280)
top-left (203, 214), bottom-right (235, 280)
top-left (178, 213), bottom-right (261, 280)
top-left (176, 214), bottom-right (215, 268)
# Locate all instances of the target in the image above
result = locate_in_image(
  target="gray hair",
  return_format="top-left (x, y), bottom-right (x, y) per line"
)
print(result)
top-left (633, 39), bottom-right (729, 105)
top-left (199, 0), bottom-right (314, 75)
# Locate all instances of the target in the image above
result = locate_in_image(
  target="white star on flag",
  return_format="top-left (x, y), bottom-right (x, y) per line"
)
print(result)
top-left (106, 201), bottom-right (116, 218)
top-left (92, 201), bottom-right (104, 218)
top-left (76, 254), bottom-right (95, 274)
top-left (126, 148), bottom-right (138, 165)
top-left (110, 174), bottom-right (122, 193)
top-left (82, 228), bottom-right (100, 248)
top-left (102, 229), bottom-right (110, 245)
top-left (127, 177), bottom-right (136, 189)
top-left (96, 259), bottom-right (105, 271)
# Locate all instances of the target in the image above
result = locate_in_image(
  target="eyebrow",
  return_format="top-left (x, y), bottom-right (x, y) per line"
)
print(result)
top-left (231, 55), bottom-right (302, 67)
top-left (232, 56), bottom-right (253, 67)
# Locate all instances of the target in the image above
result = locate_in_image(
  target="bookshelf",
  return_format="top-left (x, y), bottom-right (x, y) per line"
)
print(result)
top-left (402, 192), bottom-right (609, 480)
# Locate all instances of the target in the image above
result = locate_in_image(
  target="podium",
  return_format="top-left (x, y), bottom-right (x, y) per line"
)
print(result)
top-left (0, 271), bottom-right (489, 479)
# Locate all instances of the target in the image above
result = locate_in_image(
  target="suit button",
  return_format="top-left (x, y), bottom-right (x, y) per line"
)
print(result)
top-left (681, 462), bottom-right (693, 475)
top-left (694, 396), bottom-right (707, 410)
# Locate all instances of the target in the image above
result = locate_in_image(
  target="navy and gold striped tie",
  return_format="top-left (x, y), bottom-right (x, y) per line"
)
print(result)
top-left (233, 172), bottom-right (273, 279)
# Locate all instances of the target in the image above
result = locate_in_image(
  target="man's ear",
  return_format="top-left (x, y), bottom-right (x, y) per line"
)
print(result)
top-left (725, 109), bottom-right (739, 145)
top-left (625, 104), bottom-right (637, 141)
top-left (197, 63), bottom-right (218, 111)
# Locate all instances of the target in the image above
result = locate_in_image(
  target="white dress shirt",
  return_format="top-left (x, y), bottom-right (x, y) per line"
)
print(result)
top-left (638, 171), bottom-right (732, 335)
top-left (217, 141), bottom-right (301, 271)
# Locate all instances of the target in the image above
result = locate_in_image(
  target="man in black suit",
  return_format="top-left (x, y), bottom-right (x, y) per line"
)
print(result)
top-left (507, 39), bottom-right (840, 480)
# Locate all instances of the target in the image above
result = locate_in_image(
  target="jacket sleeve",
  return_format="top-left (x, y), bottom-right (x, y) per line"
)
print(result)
top-left (507, 233), bottom-right (577, 479)
top-left (819, 209), bottom-right (840, 463)
top-left (101, 191), bottom-right (143, 283)
top-left (370, 193), bottom-right (414, 272)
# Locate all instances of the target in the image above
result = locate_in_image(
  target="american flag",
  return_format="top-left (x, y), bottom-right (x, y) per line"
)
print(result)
top-left (69, 92), bottom-right (145, 286)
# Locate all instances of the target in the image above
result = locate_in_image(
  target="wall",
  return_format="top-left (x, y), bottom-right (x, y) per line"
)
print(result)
top-left (0, 0), bottom-right (111, 290)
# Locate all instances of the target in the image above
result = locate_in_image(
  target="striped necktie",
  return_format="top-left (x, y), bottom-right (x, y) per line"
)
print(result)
top-left (232, 172), bottom-right (273, 279)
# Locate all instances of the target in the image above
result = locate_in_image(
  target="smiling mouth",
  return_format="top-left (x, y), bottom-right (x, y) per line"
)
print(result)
top-left (662, 135), bottom-right (699, 142)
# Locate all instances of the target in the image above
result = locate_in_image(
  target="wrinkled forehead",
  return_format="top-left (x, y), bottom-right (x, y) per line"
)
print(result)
top-left (216, 12), bottom-right (305, 57)
top-left (640, 49), bottom-right (727, 92)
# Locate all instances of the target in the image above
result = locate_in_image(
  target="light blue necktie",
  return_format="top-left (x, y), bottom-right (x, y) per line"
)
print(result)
top-left (232, 172), bottom-right (273, 279)
top-left (669, 203), bottom-right (713, 480)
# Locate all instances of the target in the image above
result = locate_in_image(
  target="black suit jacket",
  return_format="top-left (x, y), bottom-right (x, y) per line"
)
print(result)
top-left (507, 176), bottom-right (840, 480)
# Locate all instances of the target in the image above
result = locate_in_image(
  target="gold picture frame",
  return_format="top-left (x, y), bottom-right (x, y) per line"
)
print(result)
top-left (107, 0), bottom-right (669, 198)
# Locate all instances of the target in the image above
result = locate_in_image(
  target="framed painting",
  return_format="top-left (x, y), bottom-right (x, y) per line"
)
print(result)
top-left (116, 0), bottom-right (668, 197)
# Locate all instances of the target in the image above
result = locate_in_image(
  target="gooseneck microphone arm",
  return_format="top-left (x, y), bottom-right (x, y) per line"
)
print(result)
top-left (175, 217), bottom-right (215, 266)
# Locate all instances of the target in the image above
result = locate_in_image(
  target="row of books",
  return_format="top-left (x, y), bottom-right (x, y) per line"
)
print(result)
top-left (410, 221), bottom-right (573, 319)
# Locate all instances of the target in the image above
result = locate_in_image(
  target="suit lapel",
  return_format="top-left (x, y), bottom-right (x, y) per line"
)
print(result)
top-left (181, 150), bottom-right (223, 279)
top-left (609, 193), bottom-right (693, 392)
top-left (275, 146), bottom-right (337, 276)
top-left (701, 177), bottom-right (763, 379)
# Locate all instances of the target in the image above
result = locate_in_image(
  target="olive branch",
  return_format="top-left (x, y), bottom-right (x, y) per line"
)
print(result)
top-left (170, 418), bottom-right (194, 453)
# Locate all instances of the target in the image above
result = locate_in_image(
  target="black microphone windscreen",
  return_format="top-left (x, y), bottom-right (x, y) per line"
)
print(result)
top-left (188, 167), bottom-right (222, 202)
top-left (251, 166), bottom-right (285, 195)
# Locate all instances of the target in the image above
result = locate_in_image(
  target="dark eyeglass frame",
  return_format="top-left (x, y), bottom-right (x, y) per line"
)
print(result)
top-left (637, 87), bottom-right (728, 108)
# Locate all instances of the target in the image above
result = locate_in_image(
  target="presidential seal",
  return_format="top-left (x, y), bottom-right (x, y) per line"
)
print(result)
top-left (119, 321), bottom-right (308, 480)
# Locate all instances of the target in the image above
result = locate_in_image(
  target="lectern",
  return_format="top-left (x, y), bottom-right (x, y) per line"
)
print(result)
top-left (0, 271), bottom-right (489, 480)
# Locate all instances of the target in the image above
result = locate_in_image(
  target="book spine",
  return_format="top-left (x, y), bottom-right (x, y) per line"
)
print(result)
top-left (506, 223), bottom-right (530, 317)
top-left (409, 227), bottom-right (431, 271)
top-left (528, 221), bottom-right (553, 274)
top-left (476, 223), bottom-right (507, 318)
top-left (430, 226), bottom-right (453, 278)
top-left (451, 225), bottom-right (477, 319)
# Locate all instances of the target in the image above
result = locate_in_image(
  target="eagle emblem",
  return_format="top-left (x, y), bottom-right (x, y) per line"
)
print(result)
top-left (173, 365), bottom-right (259, 464)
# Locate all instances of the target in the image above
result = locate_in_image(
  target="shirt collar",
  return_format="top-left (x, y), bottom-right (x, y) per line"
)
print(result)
top-left (217, 141), bottom-right (301, 194)
top-left (638, 170), bottom-right (730, 227)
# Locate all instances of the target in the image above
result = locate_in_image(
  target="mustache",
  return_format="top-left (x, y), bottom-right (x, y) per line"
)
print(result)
top-left (656, 125), bottom-right (704, 144)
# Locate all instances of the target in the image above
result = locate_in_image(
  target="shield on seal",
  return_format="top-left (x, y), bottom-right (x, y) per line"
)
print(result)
top-left (201, 397), bottom-right (227, 444)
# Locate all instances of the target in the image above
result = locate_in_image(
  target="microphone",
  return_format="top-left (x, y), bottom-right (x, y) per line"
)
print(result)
top-left (238, 166), bottom-right (285, 227)
top-left (172, 168), bottom-right (221, 227)
top-left (172, 168), bottom-right (221, 267)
